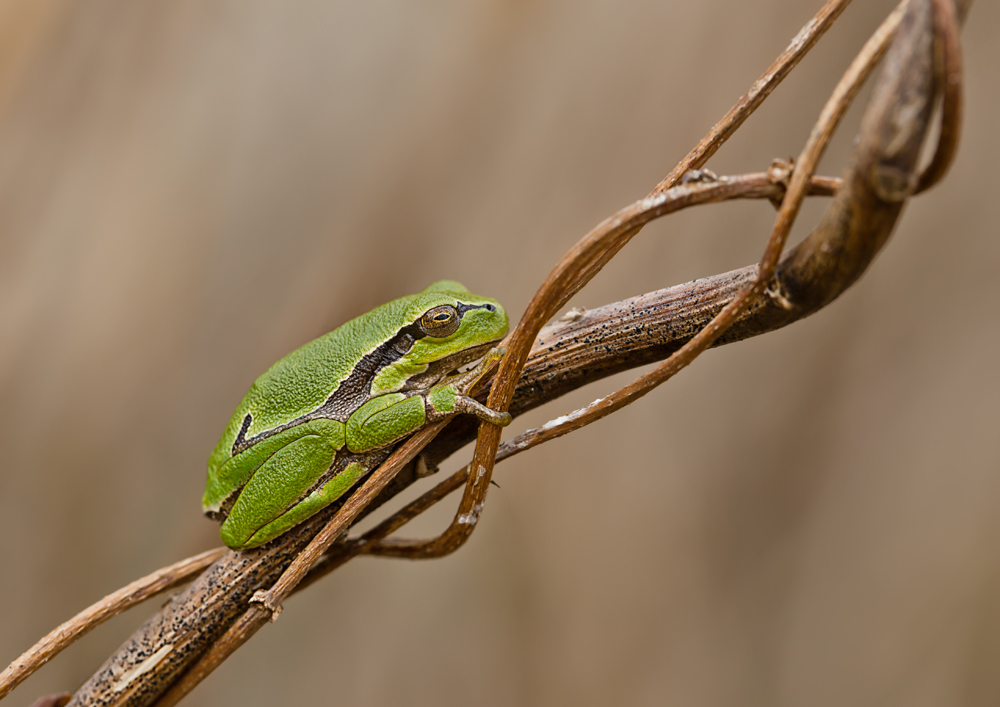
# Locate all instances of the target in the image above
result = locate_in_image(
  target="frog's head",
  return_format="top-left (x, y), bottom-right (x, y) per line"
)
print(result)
top-left (369, 280), bottom-right (508, 395)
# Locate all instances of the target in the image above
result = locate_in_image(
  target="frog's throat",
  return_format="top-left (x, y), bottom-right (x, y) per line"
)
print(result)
top-left (397, 341), bottom-right (497, 392)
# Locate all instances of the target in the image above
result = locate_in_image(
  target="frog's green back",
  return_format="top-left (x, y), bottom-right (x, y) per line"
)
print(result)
top-left (240, 298), bottom-right (413, 430)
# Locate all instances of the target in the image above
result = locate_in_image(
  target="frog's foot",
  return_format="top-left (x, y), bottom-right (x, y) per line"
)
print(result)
top-left (454, 394), bottom-right (512, 427)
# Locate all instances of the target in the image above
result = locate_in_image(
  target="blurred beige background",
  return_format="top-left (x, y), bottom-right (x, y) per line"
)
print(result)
top-left (1, 1), bottom-right (998, 705)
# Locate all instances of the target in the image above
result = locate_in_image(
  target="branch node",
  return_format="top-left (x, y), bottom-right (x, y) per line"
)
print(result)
top-left (558, 307), bottom-right (587, 323)
top-left (249, 590), bottom-right (283, 622)
top-left (415, 454), bottom-right (437, 479)
top-left (680, 168), bottom-right (720, 184)
top-left (766, 157), bottom-right (795, 208)
top-left (765, 280), bottom-right (796, 311)
top-left (871, 163), bottom-right (919, 202)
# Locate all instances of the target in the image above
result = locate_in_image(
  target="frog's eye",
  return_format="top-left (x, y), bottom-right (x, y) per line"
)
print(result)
top-left (420, 305), bottom-right (460, 337)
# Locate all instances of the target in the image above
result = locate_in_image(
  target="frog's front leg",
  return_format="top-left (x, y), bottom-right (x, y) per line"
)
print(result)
top-left (449, 346), bottom-right (506, 396)
top-left (427, 345), bottom-right (511, 426)
top-left (346, 393), bottom-right (427, 453)
top-left (425, 383), bottom-right (511, 426)
top-left (345, 348), bottom-right (510, 454)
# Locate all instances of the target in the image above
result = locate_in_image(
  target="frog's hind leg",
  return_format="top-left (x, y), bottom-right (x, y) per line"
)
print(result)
top-left (221, 434), bottom-right (336, 549)
top-left (239, 462), bottom-right (369, 549)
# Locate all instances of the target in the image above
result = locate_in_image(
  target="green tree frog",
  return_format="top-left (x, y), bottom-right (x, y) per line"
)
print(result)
top-left (203, 281), bottom-right (510, 550)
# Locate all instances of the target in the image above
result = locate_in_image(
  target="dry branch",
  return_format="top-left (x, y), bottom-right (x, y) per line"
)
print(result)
top-left (0, 550), bottom-right (226, 702)
top-left (0, 0), bottom-right (968, 705)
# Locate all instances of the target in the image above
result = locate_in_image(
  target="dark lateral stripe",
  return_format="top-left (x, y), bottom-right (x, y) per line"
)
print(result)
top-left (315, 321), bottom-right (427, 418)
top-left (233, 413), bottom-right (252, 450)
top-left (234, 301), bottom-right (490, 453)
top-left (456, 302), bottom-right (489, 316)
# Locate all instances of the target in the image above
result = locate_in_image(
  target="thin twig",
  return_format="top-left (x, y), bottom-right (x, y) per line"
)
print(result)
top-left (915, 0), bottom-right (963, 193)
top-left (0, 548), bottom-right (225, 700)
top-left (373, 0), bottom-right (905, 561)
top-left (556, 0), bottom-right (854, 312)
top-left (387, 0), bottom-right (864, 564)
top-left (297, 172), bottom-right (841, 571)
